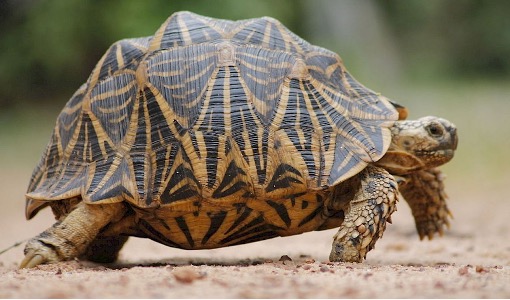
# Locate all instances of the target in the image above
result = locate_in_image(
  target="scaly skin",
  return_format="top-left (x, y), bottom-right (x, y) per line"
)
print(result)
top-left (329, 116), bottom-right (457, 262)
top-left (399, 168), bottom-right (452, 240)
top-left (375, 116), bottom-right (457, 240)
top-left (20, 202), bottom-right (126, 268)
top-left (329, 166), bottom-right (398, 262)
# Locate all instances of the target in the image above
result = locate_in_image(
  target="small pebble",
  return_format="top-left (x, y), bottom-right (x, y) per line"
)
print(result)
top-left (302, 264), bottom-right (312, 270)
top-left (458, 266), bottom-right (469, 276)
top-left (279, 255), bottom-right (292, 264)
top-left (475, 266), bottom-right (488, 273)
top-left (320, 266), bottom-right (329, 272)
top-left (173, 267), bottom-right (203, 284)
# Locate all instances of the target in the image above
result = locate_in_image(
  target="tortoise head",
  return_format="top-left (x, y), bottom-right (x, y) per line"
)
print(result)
top-left (375, 116), bottom-right (458, 175)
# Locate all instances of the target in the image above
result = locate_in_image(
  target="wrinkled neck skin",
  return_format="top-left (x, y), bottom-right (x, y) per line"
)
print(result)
top-left (375, 116), bottom-right (458, 176)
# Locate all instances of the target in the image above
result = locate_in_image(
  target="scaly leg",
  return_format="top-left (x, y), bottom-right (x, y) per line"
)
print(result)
top-left (329, 166), bottom-right (398, 262)
top-left (20, 202), bottom-right (126, 268)
top-left (399, 168), bottom-right (451, 240)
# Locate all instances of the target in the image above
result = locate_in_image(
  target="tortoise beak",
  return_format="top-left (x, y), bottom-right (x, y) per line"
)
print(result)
top-left (450, 125), bottom-right (458, 151)
top-left (441, 119), bottom-right (458, 151)
top-left (438, 120), bottom-right (457, 164)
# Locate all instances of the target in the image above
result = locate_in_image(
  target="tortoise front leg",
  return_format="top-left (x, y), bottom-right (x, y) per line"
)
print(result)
top-left (329, 166), bottom-right (398, 262)
top-left (399, 168), bottom-right (451, 240)
top-left (20, 202), bottom-right (126, 268)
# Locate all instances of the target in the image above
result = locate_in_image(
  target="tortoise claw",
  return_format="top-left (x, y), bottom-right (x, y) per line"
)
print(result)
top-left (20, 250), bottom-right (46, 269)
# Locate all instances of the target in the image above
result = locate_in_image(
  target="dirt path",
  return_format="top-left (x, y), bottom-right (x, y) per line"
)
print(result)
top-left (1, 168), bottom-right (509, 298)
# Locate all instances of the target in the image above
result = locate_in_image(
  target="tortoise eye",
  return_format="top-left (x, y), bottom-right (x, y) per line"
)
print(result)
top-left (426, 123), bottom-right (444, 138)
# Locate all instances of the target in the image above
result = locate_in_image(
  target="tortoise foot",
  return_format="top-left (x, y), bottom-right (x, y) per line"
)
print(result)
top-left (20, 240), bottom-right (59, 268)
top-left (329, 166), bottom-right (398, 263)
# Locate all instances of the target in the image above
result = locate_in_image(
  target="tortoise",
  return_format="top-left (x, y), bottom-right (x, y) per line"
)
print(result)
top-left (21, 11), bottom-right (458, 268)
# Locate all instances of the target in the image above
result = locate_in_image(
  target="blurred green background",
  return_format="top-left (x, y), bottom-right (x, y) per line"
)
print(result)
top-left (1, 0), bottom-right (509, 197)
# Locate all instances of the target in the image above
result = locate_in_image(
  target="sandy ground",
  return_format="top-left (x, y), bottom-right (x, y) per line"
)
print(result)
top-left (1, 165), bottom-right (509, 298)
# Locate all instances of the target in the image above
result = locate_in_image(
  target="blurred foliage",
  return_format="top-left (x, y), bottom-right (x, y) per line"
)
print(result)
top-left (378, 0), bottom-right (510, 78)
top-left (0, 0), bottom-right (509, 109)
top-left (0, 0), bottom-right (304, 109)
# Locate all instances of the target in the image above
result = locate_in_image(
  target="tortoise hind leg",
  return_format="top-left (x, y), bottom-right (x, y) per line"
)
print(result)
top-left (329, 166), bottom-right (398, 262)
top-left (80, 212), bottom-right (142, 263)
top-left (20, 202), bottom-right (126, 268)
top-left (81, 236), bottom-right (129, 263)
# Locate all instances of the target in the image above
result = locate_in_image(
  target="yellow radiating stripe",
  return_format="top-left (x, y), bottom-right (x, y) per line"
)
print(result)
top-left (193, 68), bottom-right (219, 130)
top-left (146, 82), bottom-right (188, 135)
top-left (192, 131), bottom-right (208, 184)
top-left (177, 13), bottom-right (193, 45)
top-left (157, 144), bottom-right (173, 196)
top-left (184, 61), bottom-right (216, 81)
top-left (62, 116), bottom-right (84, 161)
top-left (54, 126), bottom-right (64, 159)
top-left (149, 50), bottom-right (214, 69)
top-left (237, 50), bottom-right (271, 61)
top-left (162, 81), bottom-right (187, 90)
top-left (257, 126), bottom-right (265, 171)
top-left (90, 79), bottom-right (137, 102)
top-left (118, 88), bottom-right (141, 154)
top-left (296, 128), bottom-right (307, 151)
top-left (224, 19), bottom-right (249, 39)
top-left (278, 24), bottom-right (304, 54)
top-left (87, 96), bottom-right (141, 196)
top-left (88, 110), bottom-right (115, 155)
top-left (299, 81), bottom-right (325, 132)
top-left (223, 67), bottom-right (232, 133)
top-left (295, 88), bottom-right (302, 129)
top-left (88, 51), bottom-right (108, 88)
top-left (245, 72), bottom-right (268, 86)
top-left (269, 78), bottom-right (290, 130)
top-left (115, 44), bottom-right (125, 70)
top-left (128, 39), bottom-right (150, 52)
top-left (325, 62), bottom-right (341, 78)
top-left (49, 165), bottom-right (85, 197)
top-left (85, 161), bottom-right (96, 193)
top-left (148, 69), bottom-right (184, 77)
top-left (237, 57), bottom-right (271, 73)
top-left (149, 16), bottom-right (172, 52)
top-left (83, 119), bottom-right (89, 161)
top-left (275, 23), bottom-right (291, 53)
top-left (262, 21), bottom-right (272, 47)
top-left (142, 90), bottom-right (152, 149)
top-left (242, 26), bottom-right (257, 43)
top-left (106, 114), bottom-right (128, 125)
top-left (95, 95), bottom-right (133, 114)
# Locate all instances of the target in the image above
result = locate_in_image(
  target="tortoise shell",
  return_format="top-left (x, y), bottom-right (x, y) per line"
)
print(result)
top-left (26, 11), bottom-right (398, 249)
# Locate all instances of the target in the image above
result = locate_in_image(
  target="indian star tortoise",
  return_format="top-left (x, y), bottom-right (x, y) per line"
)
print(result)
top-left (21, 11), bottom-right (458, 268)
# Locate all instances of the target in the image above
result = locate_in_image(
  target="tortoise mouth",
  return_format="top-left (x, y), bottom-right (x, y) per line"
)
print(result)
top-left (415, 149), bottom-right (455, 167)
